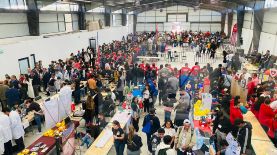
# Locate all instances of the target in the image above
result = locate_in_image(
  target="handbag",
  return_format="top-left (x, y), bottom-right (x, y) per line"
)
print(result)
top-left (142, 116), bottom-right (152, 134)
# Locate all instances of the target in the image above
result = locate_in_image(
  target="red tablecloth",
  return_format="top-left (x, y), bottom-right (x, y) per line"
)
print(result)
top-left (26, 122), bottom-right (77, 155)
top-left (26, 136), bottom-right (56, 155)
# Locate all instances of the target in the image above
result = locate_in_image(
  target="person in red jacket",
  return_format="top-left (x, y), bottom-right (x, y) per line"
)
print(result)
top-left (247, 77), bottom-right (256, 98)
top-left (267, 114), bottom-right (277, 144)
top-left (230, 96), bottom-right (243, 125)
top-left (180, 63), bottom-right (191, 76)
top-left (191, 62), bottom-right (200, 77)
top-left (258, 97), bottom-right (275, 132)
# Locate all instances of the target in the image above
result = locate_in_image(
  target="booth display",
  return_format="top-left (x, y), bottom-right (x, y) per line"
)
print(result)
top-left (85, 110), bottom-right (132, 155)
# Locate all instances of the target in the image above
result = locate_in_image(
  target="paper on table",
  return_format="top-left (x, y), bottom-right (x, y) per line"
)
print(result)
top-left (226, 132), bottom-right (234, 145)
top-left (94, 129), bottom-right (113, 148)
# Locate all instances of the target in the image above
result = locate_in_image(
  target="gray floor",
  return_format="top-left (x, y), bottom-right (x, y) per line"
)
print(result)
top-left (23, 46), bottom-right (224, 155)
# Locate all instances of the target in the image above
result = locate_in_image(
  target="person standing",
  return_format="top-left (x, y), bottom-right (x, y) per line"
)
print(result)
top-left (143, 108), bottom-right (161, 153)
top-left (126, 125), bottom-right (143, 155)
top-left (87, 75), bottom-right (97, 95)
top-left (234, 118), bottom-right (253, 155)
top-left (5, 84), bottom-right (20, 109)
top-left (175, 119), bottom-right (196, 155)
top-left (112, 120), bottom-right (125, 155)
top-left (25, 99), bottom-right (43, 134)
top-left (0, 81), bottom-right (9, 110)
top-left (131, 97), bottom-right (140, 132)
top-left (0, 111), bottom-right (13, 155)
top-left (163, 120), bottom-right (176, 147)
top-left (117, 72), bottom-right (125, 103)
top-left (30, 71), bottom-right (41, 97)
top-left (2, 107), bottom-right (25, 152)
top-left (143, 85), bottom-right (151, 113)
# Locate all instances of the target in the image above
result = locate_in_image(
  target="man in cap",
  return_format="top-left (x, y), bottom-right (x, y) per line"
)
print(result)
top-left (175, 119), bottom-right (196, 155)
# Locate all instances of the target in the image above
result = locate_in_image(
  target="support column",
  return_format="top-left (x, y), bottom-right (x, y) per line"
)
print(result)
top-left (78, 3), bottom-right (86, 30)
top-left (221, 13), bottom-right (226, 33)
top-left (104, 8), bottom-right (111, 27)
top-left (26, 0), bottom-right (39, 36)
top-left (227, 12), bottom-right (233, 37)
top-left (253, 10), bottom-right (264, 51)
top-left (237, 6), bottom-right (245, 46)
top-left (133, 14), bottom-right (137, 33)
top-left (122, 9), bottom-right (127, 26)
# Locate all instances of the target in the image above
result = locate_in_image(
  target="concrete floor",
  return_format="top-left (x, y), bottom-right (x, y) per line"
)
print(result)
top-left (23, 46), bottom-right (224, 155)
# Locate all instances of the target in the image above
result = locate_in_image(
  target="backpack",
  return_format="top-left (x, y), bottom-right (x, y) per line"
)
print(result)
top-left (157, 148), bottom-right (170, 155)
top-left (127, 135), bottom-right (143, 151)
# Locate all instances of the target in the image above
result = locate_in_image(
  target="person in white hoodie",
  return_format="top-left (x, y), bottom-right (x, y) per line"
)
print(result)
top-left (155, 135), bottom-right (176, 155)
top-left (0, 111), bottom-right (13, 155)
top-left (3, 107), bottom-right (25, 152)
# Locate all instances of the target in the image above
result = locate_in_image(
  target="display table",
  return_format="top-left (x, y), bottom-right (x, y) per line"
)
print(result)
top-left (243, 111), bottom-right (277, 154)
top-left (26, 122), bottom-right (75, 155)
top-left (85, 110), bottom-right (132, 155)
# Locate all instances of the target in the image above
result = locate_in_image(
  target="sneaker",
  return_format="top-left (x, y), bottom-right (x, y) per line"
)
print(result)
top-left (36, 132), bottom-right (42, 135)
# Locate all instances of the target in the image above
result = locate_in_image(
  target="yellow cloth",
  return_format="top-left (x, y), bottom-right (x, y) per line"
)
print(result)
top-left (194, 100), bottom-right (210, 116)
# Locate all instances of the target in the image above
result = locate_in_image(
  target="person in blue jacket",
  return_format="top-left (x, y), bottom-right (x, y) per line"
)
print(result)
top-left (5, 84), bottom-right (20, 108)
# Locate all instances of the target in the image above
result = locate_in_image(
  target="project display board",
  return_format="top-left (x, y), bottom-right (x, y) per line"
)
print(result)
top-left (43, 90), bottom-right (72, 129)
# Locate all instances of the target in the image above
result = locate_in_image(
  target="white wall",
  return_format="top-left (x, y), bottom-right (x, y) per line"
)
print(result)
top-left (0, 13), bottom-right (29, 38)
top-left (0, 26), bottom-right (130, 77)
top-left (258, 8), bottom-right (277, 55)
top-left (136, 6), bottom-right (222, 32)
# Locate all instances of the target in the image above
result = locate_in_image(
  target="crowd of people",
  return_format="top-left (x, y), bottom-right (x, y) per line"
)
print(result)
top-left (0, 30), bottom-right (276, 155)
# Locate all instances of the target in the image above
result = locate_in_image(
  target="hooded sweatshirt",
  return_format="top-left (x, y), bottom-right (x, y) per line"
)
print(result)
top-left (237, 122), bottom-right (252, 154)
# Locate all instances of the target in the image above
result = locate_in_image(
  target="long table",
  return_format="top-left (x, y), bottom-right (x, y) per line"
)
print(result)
top-left (243, 111), bottom-right (277, 154)
top-left (85, 110), bottom-right (132, 155)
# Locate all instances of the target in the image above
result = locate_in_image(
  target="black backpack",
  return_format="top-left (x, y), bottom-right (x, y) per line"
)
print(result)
top-left (157, 148), bottom-right (170, 155)
top-left (127, 135), bottom-right (143, 151)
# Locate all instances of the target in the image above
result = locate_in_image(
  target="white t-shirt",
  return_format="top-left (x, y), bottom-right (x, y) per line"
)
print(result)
top-left (143, 90), bottom-right (150, 99)
top-left (164, 128), bottom-right (176, 137)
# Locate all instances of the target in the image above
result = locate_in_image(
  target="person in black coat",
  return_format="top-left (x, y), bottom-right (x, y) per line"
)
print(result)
top-left (42, 70), bottom-right (51, 92)
top-left (142, 108), bottom-right (161, 152)
top-left (234, 119), bottom-right (253, 155)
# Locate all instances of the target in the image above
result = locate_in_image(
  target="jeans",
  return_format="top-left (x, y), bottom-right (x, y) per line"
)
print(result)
top-left (164, 111), bottom-right (171, 121)
top-left (146, 133), bottom-right (152, 152)
top-left (81, 134), bottom-right (92, 148)
top-left (114, 142), bottom-right (125, 155)
top-left (33, 85), bottom-right (40, 97)
top-left (34, 114), bottom-right (42, 132)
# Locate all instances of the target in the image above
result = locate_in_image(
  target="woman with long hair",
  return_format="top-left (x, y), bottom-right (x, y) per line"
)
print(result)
top-left (163, 120), bottom-right (176, 148)
top-left (112, 120), bottom-right (125, 155)
top-left (126, 125), bottom-right (143, 155)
